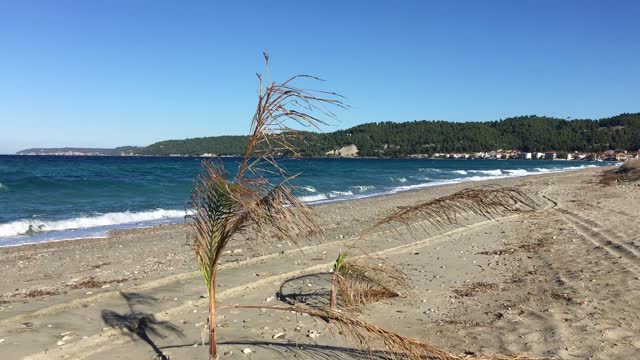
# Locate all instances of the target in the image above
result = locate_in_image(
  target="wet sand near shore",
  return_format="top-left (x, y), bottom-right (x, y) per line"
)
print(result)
top-left (1, 167), bottom-right (639, 359)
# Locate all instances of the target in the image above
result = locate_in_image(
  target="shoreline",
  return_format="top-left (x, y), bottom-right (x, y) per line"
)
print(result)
top-left (0, 163), bottom-right (609, 248)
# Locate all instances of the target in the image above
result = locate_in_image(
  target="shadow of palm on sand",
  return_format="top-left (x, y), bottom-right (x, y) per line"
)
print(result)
top-left (278, 272), bottom-right (334, 308)
top-left (101, 292), bottom-right (184, 360)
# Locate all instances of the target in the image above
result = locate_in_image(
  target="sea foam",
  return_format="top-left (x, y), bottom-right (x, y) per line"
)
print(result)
top-left (468, 169), bottom-right (503, 176)
top-left (350, 185), bottom-right (376, 192)
top-left (0, 209), bottom-right (187, 238)
top-left (297, 194), bottom-right (329, 202)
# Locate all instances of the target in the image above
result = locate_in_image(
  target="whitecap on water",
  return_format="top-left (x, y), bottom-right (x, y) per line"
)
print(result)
top-left (391, 177), bottom-right (408, 182)
top-left (0, 209), bottom-right (188, 238)
top-left (298, 194), bottom-right (329, 202)
top-left (350, 185), bottom-right (375, 192)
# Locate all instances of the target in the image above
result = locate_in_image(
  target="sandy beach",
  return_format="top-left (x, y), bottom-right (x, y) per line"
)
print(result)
top-left (1, 166), bottom-right (639, 359)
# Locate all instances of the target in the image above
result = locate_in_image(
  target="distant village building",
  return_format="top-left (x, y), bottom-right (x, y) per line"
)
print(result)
top-left (545, 152), bottom-right (557, 160)
top-left (519, 152), bottom-right (532, 160)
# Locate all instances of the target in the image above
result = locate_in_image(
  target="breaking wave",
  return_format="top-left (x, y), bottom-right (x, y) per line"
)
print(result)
top-left (350, 185), bottom-right (376, 192)
top-left (468, 169), bottom-right (503, 176)
top-left (0, 209), bottom-right (187, 239)
top-left (297, 164), bottom-right (598, 206)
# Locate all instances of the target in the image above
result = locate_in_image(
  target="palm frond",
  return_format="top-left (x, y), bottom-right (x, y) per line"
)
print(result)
top-left (189, 161), bottom-right (242, 292)
top-left (336, 256), bottom-right (412, 308)
top-left (365, 186), bottom-right (537, 236)
top-left (219, 304), bottom-right (539, 360)
top-left (236, 52), bottom-right (347, 180)
top-left (233, 175), bottom-right (319, 240)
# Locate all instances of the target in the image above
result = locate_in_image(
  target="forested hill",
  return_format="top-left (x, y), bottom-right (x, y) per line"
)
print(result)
top-left (133, 113), bottom-right (640, 157)
top-left (136, 136), bottom-right (249, 156)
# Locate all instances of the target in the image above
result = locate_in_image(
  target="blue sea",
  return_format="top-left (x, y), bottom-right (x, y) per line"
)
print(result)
top-left (0, 156), bottom-right (607, 247)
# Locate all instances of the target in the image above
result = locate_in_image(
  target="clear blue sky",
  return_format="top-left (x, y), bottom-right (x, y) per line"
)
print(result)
top-left (1, 0), bottom-right (639, 154)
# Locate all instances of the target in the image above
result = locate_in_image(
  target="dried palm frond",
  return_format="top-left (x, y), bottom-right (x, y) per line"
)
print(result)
top-left (236, 52), bottom-right (346, 181)
top-left (335, 255), bottom-right (412, 308)
top-left (219, 304), bottom-right (539, 360)
top-left (188, 53), bottom-right (345, 360)
top-left (364, 186), bottom-right (537, 237)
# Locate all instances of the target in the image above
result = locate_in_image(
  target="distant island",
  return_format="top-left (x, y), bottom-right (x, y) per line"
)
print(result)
top-left (17, 113), bottom-right (640, 158)
top-left (17, 146), bottom-right (140, 156)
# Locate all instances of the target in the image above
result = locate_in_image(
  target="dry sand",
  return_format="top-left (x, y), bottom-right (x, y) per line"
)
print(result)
top-left (1, 167), bottom-right (639, 359)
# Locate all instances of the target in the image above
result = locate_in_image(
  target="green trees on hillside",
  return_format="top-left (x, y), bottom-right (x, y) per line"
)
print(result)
top-left (135, 113), bottom-right (640, 157)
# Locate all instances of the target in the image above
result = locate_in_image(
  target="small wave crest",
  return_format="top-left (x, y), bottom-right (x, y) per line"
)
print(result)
top-left (391, 177), bottom-right (408, 183)
top-left (451, 170), bottom-right (468, 175)
top-left (502, 169), bottom-right (530, 176)
top-left (0, 209), bottom-right (187, 238)
top-left (298, 194), bottom-right (329, 202)
top-left (330, 190), bottom-right (354, 198)
top-left (468, 169), bottom-right (503, 176)
top-left (300, 186), bottom-right (317, 193)
top-left (350, 185), bottom-right (376, 192)
top-left (0, 182), bottom-right (6, 191)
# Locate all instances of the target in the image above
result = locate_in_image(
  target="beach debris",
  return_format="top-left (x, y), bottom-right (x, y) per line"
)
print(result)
top-left (0, 338), bottom-right (5, 344)
top-left (241, 347), bottom-right (252, 354)
top-left (223, 350), bottom-right (233, 356)
top-left (307, 329), bottom-right (320, 338)
top-left (272, 332), bottom-right (285, 339)
top-left (232, 249), bottom-right (243, 254)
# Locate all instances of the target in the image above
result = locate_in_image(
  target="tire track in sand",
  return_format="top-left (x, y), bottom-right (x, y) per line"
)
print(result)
top-left (555, 208), bottom-right (640, 275)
